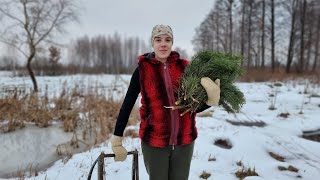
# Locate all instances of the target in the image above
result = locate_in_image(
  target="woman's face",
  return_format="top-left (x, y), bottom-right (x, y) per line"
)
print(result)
top-left (152, 35), bottom-right (173, 62)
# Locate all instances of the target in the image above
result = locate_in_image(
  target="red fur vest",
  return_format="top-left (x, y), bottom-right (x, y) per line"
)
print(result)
top-left (138, 51), bottom-right (197, 148)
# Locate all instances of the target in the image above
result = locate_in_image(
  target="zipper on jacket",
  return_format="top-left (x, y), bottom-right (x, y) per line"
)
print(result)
top-left (163, 63), bottom-right (177, 148)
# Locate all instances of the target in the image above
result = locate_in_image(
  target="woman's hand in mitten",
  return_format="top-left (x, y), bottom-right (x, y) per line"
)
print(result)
top-left (200, 77), bottom-right (220, 106)
top-left (111, 135), bottom-right (127, 161)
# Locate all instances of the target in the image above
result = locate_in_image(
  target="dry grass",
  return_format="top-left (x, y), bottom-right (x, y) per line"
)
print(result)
top-left (0, 82), bottom-right (140, 147)
top-left (0, 81), bottom-right (141, 179)
top-left (236, 160), bottom-right (243, 167)
top-left (235, 166), bottom-right (259, 180)
top-left (199, 171), bottom-right (211, 179)
top-left (278, 112), bottom-right (290, 118)
top-left (302, 133), bottom-right (320, 142)
top-left (226, 120), bottom-right (267, 127)
top-left (269, 152), bottom-right (285, 162)
top-left (278, 165), bottom-right (299, 172)
top-left (208, 154), bottom-right (216, 161)
top-left (12, 163), bottom-right (38, 180)
top-left (214, 138), bottom-right (233, 149)
top-left (239, 67), bottom-right (320, 84)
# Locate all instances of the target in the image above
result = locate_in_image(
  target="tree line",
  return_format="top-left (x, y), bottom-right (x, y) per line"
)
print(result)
top-left (0, 0), bottom-right (189, 92)
top-left (192, 0), bottom-right (320, 73)
top-left (67, 34), bottom-right (189, 74)
top-left (0, 33), bottom-right (189, 74)
top-left (68, 33), bottom-right (150, 74)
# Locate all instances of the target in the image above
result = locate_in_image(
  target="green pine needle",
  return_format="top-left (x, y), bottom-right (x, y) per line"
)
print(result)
top-left (176, 50), bottom-right (246, 114)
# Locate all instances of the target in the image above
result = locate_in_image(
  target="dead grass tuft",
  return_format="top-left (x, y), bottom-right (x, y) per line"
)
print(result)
top-left (239, 67), bottom-right (320, 84)
top-left (235, 166), bottom-right (259, 180)
top-left (199, 171), bottom-right (211, 179)
top-left (226, 120), bottom-right (266, 127)
top-left (302, 129), bottom-right (320, 142)
top-left (214, 138), bottom-right (232, 149)
top-left (236, 160), bottom-right (243, 166)
top-left (278, 165), bottom-right (299, 172)
top-left (0, 82), bottom-right (140, 150)
top-left (268, 105), bottom-right (277, 110)
top-left (278, 112), bottom-right (290, 118)
top-left (269, 152), bottom-right (285, 162)
top-left (208, 154), bottom-right (216, 161)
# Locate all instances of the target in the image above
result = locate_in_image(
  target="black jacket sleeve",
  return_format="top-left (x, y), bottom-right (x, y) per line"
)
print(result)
top-left (196, 104), bottom-right (211, 113)
top-left (113, 67), bottom-right (140, 136)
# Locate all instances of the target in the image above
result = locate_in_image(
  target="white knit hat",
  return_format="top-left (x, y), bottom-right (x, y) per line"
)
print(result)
top-left (151, 24), bottom-right (173, 44)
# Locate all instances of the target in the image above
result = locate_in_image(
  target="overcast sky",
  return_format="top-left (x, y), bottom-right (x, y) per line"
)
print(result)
top-left (64, 0), bottom-right (215, 56)
top-left (0, 0), bottom-right (215, 59)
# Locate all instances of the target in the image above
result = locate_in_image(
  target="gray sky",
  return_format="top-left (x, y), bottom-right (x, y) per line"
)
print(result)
top-left (0, 0), bottom-right (215, 59)
top-left (64, 0), bottom-right (215, 56)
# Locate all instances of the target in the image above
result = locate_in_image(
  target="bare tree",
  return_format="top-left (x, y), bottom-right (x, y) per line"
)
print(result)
top-left (313, 12), bottom-right (320, 71)
top-left (270, 0), bottom-right (276, 72)
top-left (261, 0), bottom-right (266, 68)
top-left (240, 0), bottom-right (246, 58)
top-left (298, 0), bottom-right (307, 73)
top-left (228, 0), bottom-right (234, 54)
top-left (174, 47), bottom-right (189, 60)
top-left (247, 0), bottom-right (253, 69)
top-left (304, 5), bottom-right (314, 71)
top-left (0, 0), bottom-right (80, 92)
top-left (285, 0), bottom-right (298, 73)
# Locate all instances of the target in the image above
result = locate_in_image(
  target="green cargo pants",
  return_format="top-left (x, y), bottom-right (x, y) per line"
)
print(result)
top-left (141, 141), bottom-right (195, 180)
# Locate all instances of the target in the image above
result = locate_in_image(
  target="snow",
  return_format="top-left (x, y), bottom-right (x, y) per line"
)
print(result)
top-left (0, 74), bottom-right (320, 180)
top-left (0, 71), bottom-right (12, 77)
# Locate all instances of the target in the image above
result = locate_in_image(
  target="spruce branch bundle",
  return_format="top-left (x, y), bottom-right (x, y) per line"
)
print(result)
top-left (175, 51), bottom-right (245, 114)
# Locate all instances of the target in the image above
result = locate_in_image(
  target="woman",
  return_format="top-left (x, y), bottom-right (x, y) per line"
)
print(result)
top-left (111, 24), bottom-right (220, 180)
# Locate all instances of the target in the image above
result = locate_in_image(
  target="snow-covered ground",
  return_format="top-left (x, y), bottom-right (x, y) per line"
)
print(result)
top-left (0, 73), bottom-right (320, 180)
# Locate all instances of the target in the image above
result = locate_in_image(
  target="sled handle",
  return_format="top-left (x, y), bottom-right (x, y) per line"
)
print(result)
top-left (87, 150), bottom-right (139, 180)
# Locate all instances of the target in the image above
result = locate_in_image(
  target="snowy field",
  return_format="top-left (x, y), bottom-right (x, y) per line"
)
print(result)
top-left (0, 72), bottom-right (320, 180)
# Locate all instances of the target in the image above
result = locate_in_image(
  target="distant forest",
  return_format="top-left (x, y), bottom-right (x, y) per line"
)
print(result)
top-left (192, 0), bottom-right (320, 73)
top-left (0, 33), bottom-right (189, 75)
top-left (0, 0), bottom-right (319, 76)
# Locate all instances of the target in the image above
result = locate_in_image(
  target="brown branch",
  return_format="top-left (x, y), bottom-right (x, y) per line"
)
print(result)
top-left (0, 2), bottom-right (24, 25)
top-left (31, 3), bottom-right (45, 40)
top-left (0, 38), bottom-right (28, 58)
top-left (35, 1), bottom-right (65, 45)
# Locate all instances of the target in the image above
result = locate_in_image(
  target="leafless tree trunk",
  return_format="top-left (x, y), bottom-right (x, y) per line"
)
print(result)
top-left (271, 0), bottom-right (275, 72)
top-left (313, 17), bottom-right (320, 71)
top-left (261, 0), bottom-right (266, 68)
top-left (298, 0), bottom-right (307, 73)
top-left (286, 0), bottom-right (298, 73)
top-left (240, 0), bottom-right (246, 58)
top-left (247, 0), bottom-right (253, 69)
top-left (228, 0), bottom-right (234, 54)
top-left (305, 17), bottom-right (313, 71)
top-left (0, 0), bottom-right (79, 92)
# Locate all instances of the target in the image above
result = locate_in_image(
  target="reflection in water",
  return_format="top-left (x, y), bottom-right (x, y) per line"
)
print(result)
top-left (0, 124), bottom-right (73, 178)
